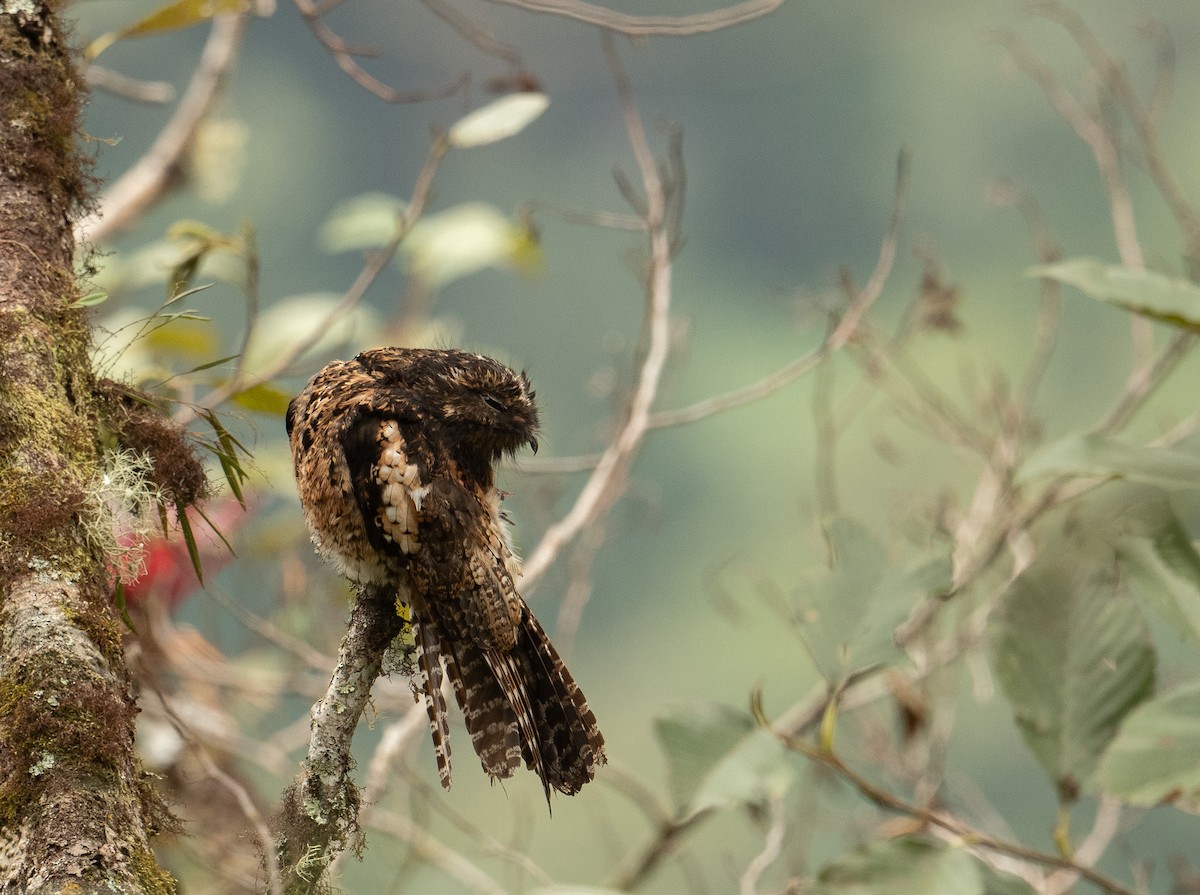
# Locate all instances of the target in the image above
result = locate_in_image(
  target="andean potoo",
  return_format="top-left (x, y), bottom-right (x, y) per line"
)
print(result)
top-left (287, 347), bottom-right (606, 798)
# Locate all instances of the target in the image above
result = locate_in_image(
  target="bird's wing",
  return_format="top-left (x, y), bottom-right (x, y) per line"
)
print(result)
top-left (338, 410), bottom-right (429, 559)
top-left (338, 411), bottom-right (529, 785)
top-left (404, 476), bottom-right (523, 652)
top-left (410, 479), bottom-right (606, 798)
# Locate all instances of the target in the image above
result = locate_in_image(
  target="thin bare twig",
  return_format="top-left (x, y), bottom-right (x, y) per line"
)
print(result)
top-left (479, 0), bottom-right (782, 36)
top-left (610, 811), bottom-right (710, 891)
top-left (1009, 12), bottom-right (1200, 438)
top-left (1094, 329), bottom-right (1195, 436)
top-left (519, 33), bottom-right (678, 589)
top-left (1028, 0), bottom-right (1200, 270)
top-left (1136, 18), bottom-right (1175, 128)
top-left (997, 24), bottom-right (1161, 387)
top-left (519, 199), bottom-right (647, 232)
top-left (420, 0), bottom-right (524, 67)
top-left (739, 796), bottom-right (785, 895)
top-left (205, 586), bottom-right (333, 672)
top-left (389, 762), bottom-right (558, 887)
top-left (84, 65), bottom-right (175, 104)
top-left (997, 31), bottom-right (1143, 270)
top-left (601, 764), bottom-right (675, 828)
top-left (292, 0), bottom-right (468, 102)
top-left (364, 810), bottom-right (510, 895)
top-left (1003, 12), bottom-right (1200, 415)
top-left (525, 452), bottom-right (604, 474)
top-left (648, 151), bottom-right (908, 431)
top-left (554, 516), bottom-right (608, 654)
top-left (77, 13), bottom-right (247, 244)
top-left (812, 317), bottom-right (840, 521)
top-left (759, 710), bottom-right (1141, 895)
top-left (177, 134), bottom-right (450, 423)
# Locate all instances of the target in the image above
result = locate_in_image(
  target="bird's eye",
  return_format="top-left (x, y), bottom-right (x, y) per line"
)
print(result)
top-left (482, 394), bottom-right (506, 413)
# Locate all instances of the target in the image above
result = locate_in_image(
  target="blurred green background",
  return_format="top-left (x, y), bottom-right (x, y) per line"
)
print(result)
top-left (68, 0), bottom-right (1200, 890)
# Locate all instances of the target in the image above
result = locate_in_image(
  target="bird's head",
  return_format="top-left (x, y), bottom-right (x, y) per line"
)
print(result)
top-left (439, 354), bottom-right (540, 460)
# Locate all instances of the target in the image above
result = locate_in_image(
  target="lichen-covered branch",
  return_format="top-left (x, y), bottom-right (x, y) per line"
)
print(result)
top-left (273, 586), bottom-right (407, 894)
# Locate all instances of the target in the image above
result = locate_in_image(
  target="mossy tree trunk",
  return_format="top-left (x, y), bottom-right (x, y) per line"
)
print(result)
top-left (0, 3), bottom-right (176, 892)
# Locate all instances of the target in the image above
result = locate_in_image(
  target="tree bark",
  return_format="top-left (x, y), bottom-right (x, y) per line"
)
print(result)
top-left (0, 3), bottom-right (176, 892)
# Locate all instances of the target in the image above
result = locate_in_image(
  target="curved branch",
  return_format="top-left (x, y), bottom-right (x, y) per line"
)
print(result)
top-left (480, 0), bottom-right (782, 36)
top-left (77, 13), bottom-right (247, 245)
top-left (274, 586), bottom-right (407, 893)
top-left (292, 0), bottom-right (468, 102)
top-left (177, 134), bottom-right (450, 423)
top-left (85, 65), bottom-right (175, 104)
top-left (754, 692), bottom-right (1140, 895)
top-left (649, 150), bottom-right (908, 431)
top-left (520, 34), bottom-right (677, 589)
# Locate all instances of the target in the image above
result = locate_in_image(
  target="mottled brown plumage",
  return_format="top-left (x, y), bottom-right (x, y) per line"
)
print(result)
top-left (287, 347), bottom-right (606, 798)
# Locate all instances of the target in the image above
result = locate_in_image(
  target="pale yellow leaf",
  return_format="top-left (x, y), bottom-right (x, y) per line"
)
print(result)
top-left (448, 93), bottom-right (550, 148)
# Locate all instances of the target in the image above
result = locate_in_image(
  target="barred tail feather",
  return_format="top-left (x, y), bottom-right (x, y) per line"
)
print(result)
top-left (483, 648), bottom-right (548, 797)
top-left (442, 637), bottom-right (523, 780)
top-left (414, 604), bottom-right (605, 801)
top-left (413, 615), bottom-right (453, 789)
top-left (477, 606), bottom-right (607, 801)
top-left (512, 607), bottom-right (606, 797)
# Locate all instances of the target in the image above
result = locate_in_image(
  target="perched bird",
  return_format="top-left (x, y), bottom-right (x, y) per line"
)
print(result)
top-left (286, 347), bottom-right (605, 798)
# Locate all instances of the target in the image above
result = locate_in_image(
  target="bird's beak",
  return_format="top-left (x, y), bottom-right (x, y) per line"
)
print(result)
top-left (528, 436), bottom-right (539, 454)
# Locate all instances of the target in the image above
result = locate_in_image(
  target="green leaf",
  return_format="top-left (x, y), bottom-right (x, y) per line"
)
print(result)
top-left (162, 224), bottom-right (247, 301)
top-left (192, 503), bottom-right (236, 556)
top-left (448, 92), bottom-right (550, 148)
top-left (319, 193), bottom-right (408, 253)
top-left (815, 837), bottom-right (985, 895)
top-left (113, 581), bottom-right (137, 634)
top-left (1030, 258), bottom-right (1200, 331)
top-left (1019, 433), bottom-right (1200, 489)
top-left (1095, 679), bottom-right (1200, 812)
top-left (86, 0), bottom-right (246, 59)
top-left (654, 705), bottom-right (792, 818)
top-left (98, 239), bottom-right (243, 293)
top-left (655, 704), bottom-right (749, 810)
top-left (69, 291), bottom-right (109, 309)
top-left (176, 506), bottom-right (204, 587)
top-left (231, 382), bottom-right (292, 416)
top-left (199, 408), bottom-right (249, 505)
top-left (142, 315), bottom-right (218, 359)
top-left (239, 294), bottom-right (379, 378)
top-left (402, 203), bottom-right (528, 287)
top-left (689, 728), bottom-right (793, 817)
top-left (991, 540), bottom-right (1155, 799)
top-left (979, 866), bottom-right (1039, 895)
top-left (797, 519), bottom-right (951, 682)
top-left (182, 354), bottom-right (240, 375)
top-left (1118, 511), bottom-right (1200, 646)
top-left (217, 453), bottom-right (245, 505)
